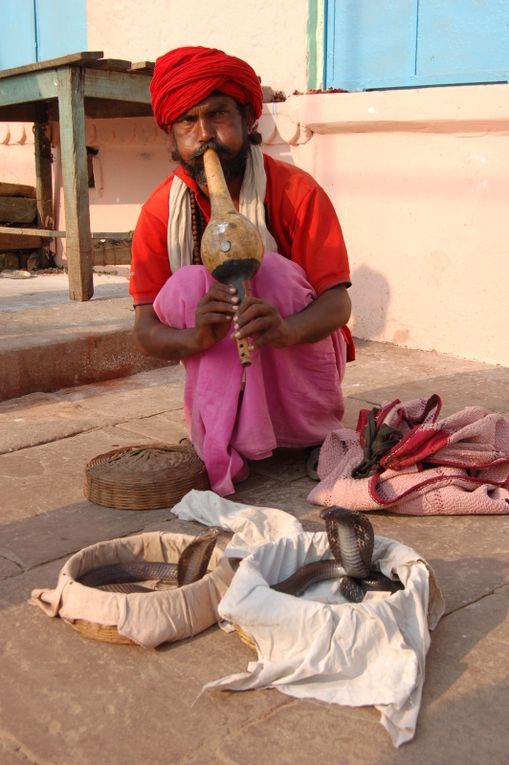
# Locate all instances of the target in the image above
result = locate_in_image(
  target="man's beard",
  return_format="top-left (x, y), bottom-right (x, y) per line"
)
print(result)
top-left (171, 138), bottom-right (250, 186)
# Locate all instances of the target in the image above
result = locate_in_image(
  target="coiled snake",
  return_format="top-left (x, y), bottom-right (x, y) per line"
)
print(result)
top-left (272, 506), bottom-right (403, 602)
top-left (77, 528), bottom-right (220, 593)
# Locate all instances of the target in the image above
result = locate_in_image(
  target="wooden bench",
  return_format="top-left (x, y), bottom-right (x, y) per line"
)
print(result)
top-left (0, 52), bottom-right (154, 300)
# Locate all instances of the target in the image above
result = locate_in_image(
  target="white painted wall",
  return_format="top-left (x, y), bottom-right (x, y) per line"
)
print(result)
top-left (86, 0), bottom-right (309, 97)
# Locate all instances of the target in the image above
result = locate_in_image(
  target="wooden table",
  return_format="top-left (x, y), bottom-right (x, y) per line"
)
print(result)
top-left (0, 52), bottom-right (155, 300)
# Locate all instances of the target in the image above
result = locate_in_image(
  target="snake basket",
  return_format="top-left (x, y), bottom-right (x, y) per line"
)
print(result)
top-left (234, 625), bottom-right (258, 653)
top-left (30, 531), bottom-right (234, 648)
top-left (70, 619), bottom-right (136, 645)
top-left (84, 443), bottom-right (209, 510)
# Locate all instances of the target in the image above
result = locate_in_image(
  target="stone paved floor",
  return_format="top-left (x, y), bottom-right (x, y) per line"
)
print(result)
top-left (0, 339), bottom-right (508, 764)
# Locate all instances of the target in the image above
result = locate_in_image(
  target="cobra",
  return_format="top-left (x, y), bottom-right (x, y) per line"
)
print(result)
top-left (272, 506), bottom-right (403, 603)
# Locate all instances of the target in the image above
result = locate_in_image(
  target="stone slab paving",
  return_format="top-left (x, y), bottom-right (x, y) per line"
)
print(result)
top-left (0, 366), bottom-right (185, 455)
top-left (0, 271), bottom-right (129, 313)
top-left (0, 341), bottom-right (508, 763)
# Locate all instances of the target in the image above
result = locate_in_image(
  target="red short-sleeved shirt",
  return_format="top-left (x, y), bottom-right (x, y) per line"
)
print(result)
top-left (129, 153), bottom-right (351, 305)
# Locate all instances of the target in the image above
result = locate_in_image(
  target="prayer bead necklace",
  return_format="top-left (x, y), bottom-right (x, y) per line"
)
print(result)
top-left (189, 189), bottom-right (205, 265)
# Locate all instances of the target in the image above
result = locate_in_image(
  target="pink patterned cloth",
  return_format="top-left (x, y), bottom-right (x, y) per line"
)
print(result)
top-left (154, 252), bottom-right (347, 495)
top-left (308, 396), bottom-right (509, 515)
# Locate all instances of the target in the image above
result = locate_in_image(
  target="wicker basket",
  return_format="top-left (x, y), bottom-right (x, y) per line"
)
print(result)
top-left (69, 619), bottom-right (136, 645)
top-left (234, 625), bottom-right (258, 653)
top-left (84, 443), bottom-right (209, 510)
top-left (31, 531), bottom-right (235, 648)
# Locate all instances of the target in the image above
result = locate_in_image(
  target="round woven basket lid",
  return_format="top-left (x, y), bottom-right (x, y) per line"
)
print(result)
top-left (84, 442), bottom-right (209, 510)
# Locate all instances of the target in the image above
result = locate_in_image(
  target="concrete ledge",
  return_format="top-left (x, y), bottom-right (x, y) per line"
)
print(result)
top-left (0, 328), bottom-right (170, 401)
top-left (0, 275), bottom-right (172, 401)
top-left (271, 83), bottom-right (509, 135)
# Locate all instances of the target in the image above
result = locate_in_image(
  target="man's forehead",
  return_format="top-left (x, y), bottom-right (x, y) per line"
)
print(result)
top-left (178, 93), bottom-right (238, 118)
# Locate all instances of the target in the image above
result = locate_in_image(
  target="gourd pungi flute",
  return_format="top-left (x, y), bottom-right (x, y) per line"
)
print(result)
top-left (200, 147), bottom-right (264, 369)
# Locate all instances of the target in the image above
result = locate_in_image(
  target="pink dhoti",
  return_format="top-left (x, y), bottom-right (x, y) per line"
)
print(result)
top-left (153, 252), bottom-right (347, 495)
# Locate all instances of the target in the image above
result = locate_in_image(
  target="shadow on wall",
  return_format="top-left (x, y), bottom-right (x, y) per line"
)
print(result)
top-left (349, 264), bottom-right (392, 342)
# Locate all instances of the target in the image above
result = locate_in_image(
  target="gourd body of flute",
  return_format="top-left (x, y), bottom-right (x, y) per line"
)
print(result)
top-left (200, 148), bottom-right (264, 302)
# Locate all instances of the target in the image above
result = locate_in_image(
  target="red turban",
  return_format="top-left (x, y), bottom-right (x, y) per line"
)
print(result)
top-left (150, 46), bottom-right (263, 130)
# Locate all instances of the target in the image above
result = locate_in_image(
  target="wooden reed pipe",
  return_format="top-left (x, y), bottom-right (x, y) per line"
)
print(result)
top-left (200, 148), bottom-right (264, 367)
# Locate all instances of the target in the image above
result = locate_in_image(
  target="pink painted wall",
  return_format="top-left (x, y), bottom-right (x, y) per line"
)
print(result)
top-left (277, 86), bottom-right (509, 366)
top-left (1, 84), bottom-right (508, 366)
top-left (85, 0), bottom-right (308, 100)
top-left (49, 119), bottom-right (172, 235)
top-left (0, 124), bottom-right (37, 184)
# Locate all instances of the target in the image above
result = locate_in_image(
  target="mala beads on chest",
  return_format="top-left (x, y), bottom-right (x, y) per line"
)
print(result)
top-left (189, 189), bottom-right (205, 265)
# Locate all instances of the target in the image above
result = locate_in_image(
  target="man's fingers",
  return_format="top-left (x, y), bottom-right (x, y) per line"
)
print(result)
top-left (205, 282), bottom-right (239, 303)
top-left (235, 295), bottom-right (264, 316)
top-left (246, 326), bottom-right (279, 349)
top-left (236, 316), bottom-right (273, 336)
top-left (198, 299), bottom-right (236, 317)
top-left (233, 301), bottom-right (279, 337)
top-left (202, 313), bottom-right (234, 324)
top-left (234, 303), bottom-right (274, 327)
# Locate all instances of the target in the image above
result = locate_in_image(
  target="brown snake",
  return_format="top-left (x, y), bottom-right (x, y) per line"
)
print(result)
top-left (77, 528), bottom-right (220, 593)
top-left (272, 506), bottom-right (403, 603)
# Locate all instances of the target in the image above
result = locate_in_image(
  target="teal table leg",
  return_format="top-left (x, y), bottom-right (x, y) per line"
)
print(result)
top-left (57, 66), bottom-right (93, 300)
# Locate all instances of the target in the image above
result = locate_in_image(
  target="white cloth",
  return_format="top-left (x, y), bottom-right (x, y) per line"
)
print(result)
top-left (172, 490), bottom-right (445, 747)
top-left (167, 144), bottom-right (278, 273)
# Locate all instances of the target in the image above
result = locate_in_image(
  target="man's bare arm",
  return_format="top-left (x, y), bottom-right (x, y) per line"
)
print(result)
top-left (234, 284), bottom-right (352, 349)
top-left (133, 304), bottom-right (197, 361)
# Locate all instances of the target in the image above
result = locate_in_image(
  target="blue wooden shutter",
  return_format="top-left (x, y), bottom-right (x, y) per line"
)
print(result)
top-left (415, 0), bottom-right (509, 85)
top-left (34, 0), bottom-right (88, 62)
top-left (325, 0), bottom-right (509, 90)
top-left (0, 0), bottom-right (36, 70)
top-left (0, 0), bottom-right (87, 71)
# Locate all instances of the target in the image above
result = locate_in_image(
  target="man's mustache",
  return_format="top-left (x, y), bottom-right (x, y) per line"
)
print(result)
top-left (190, 141), bottom-right (235, 161)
